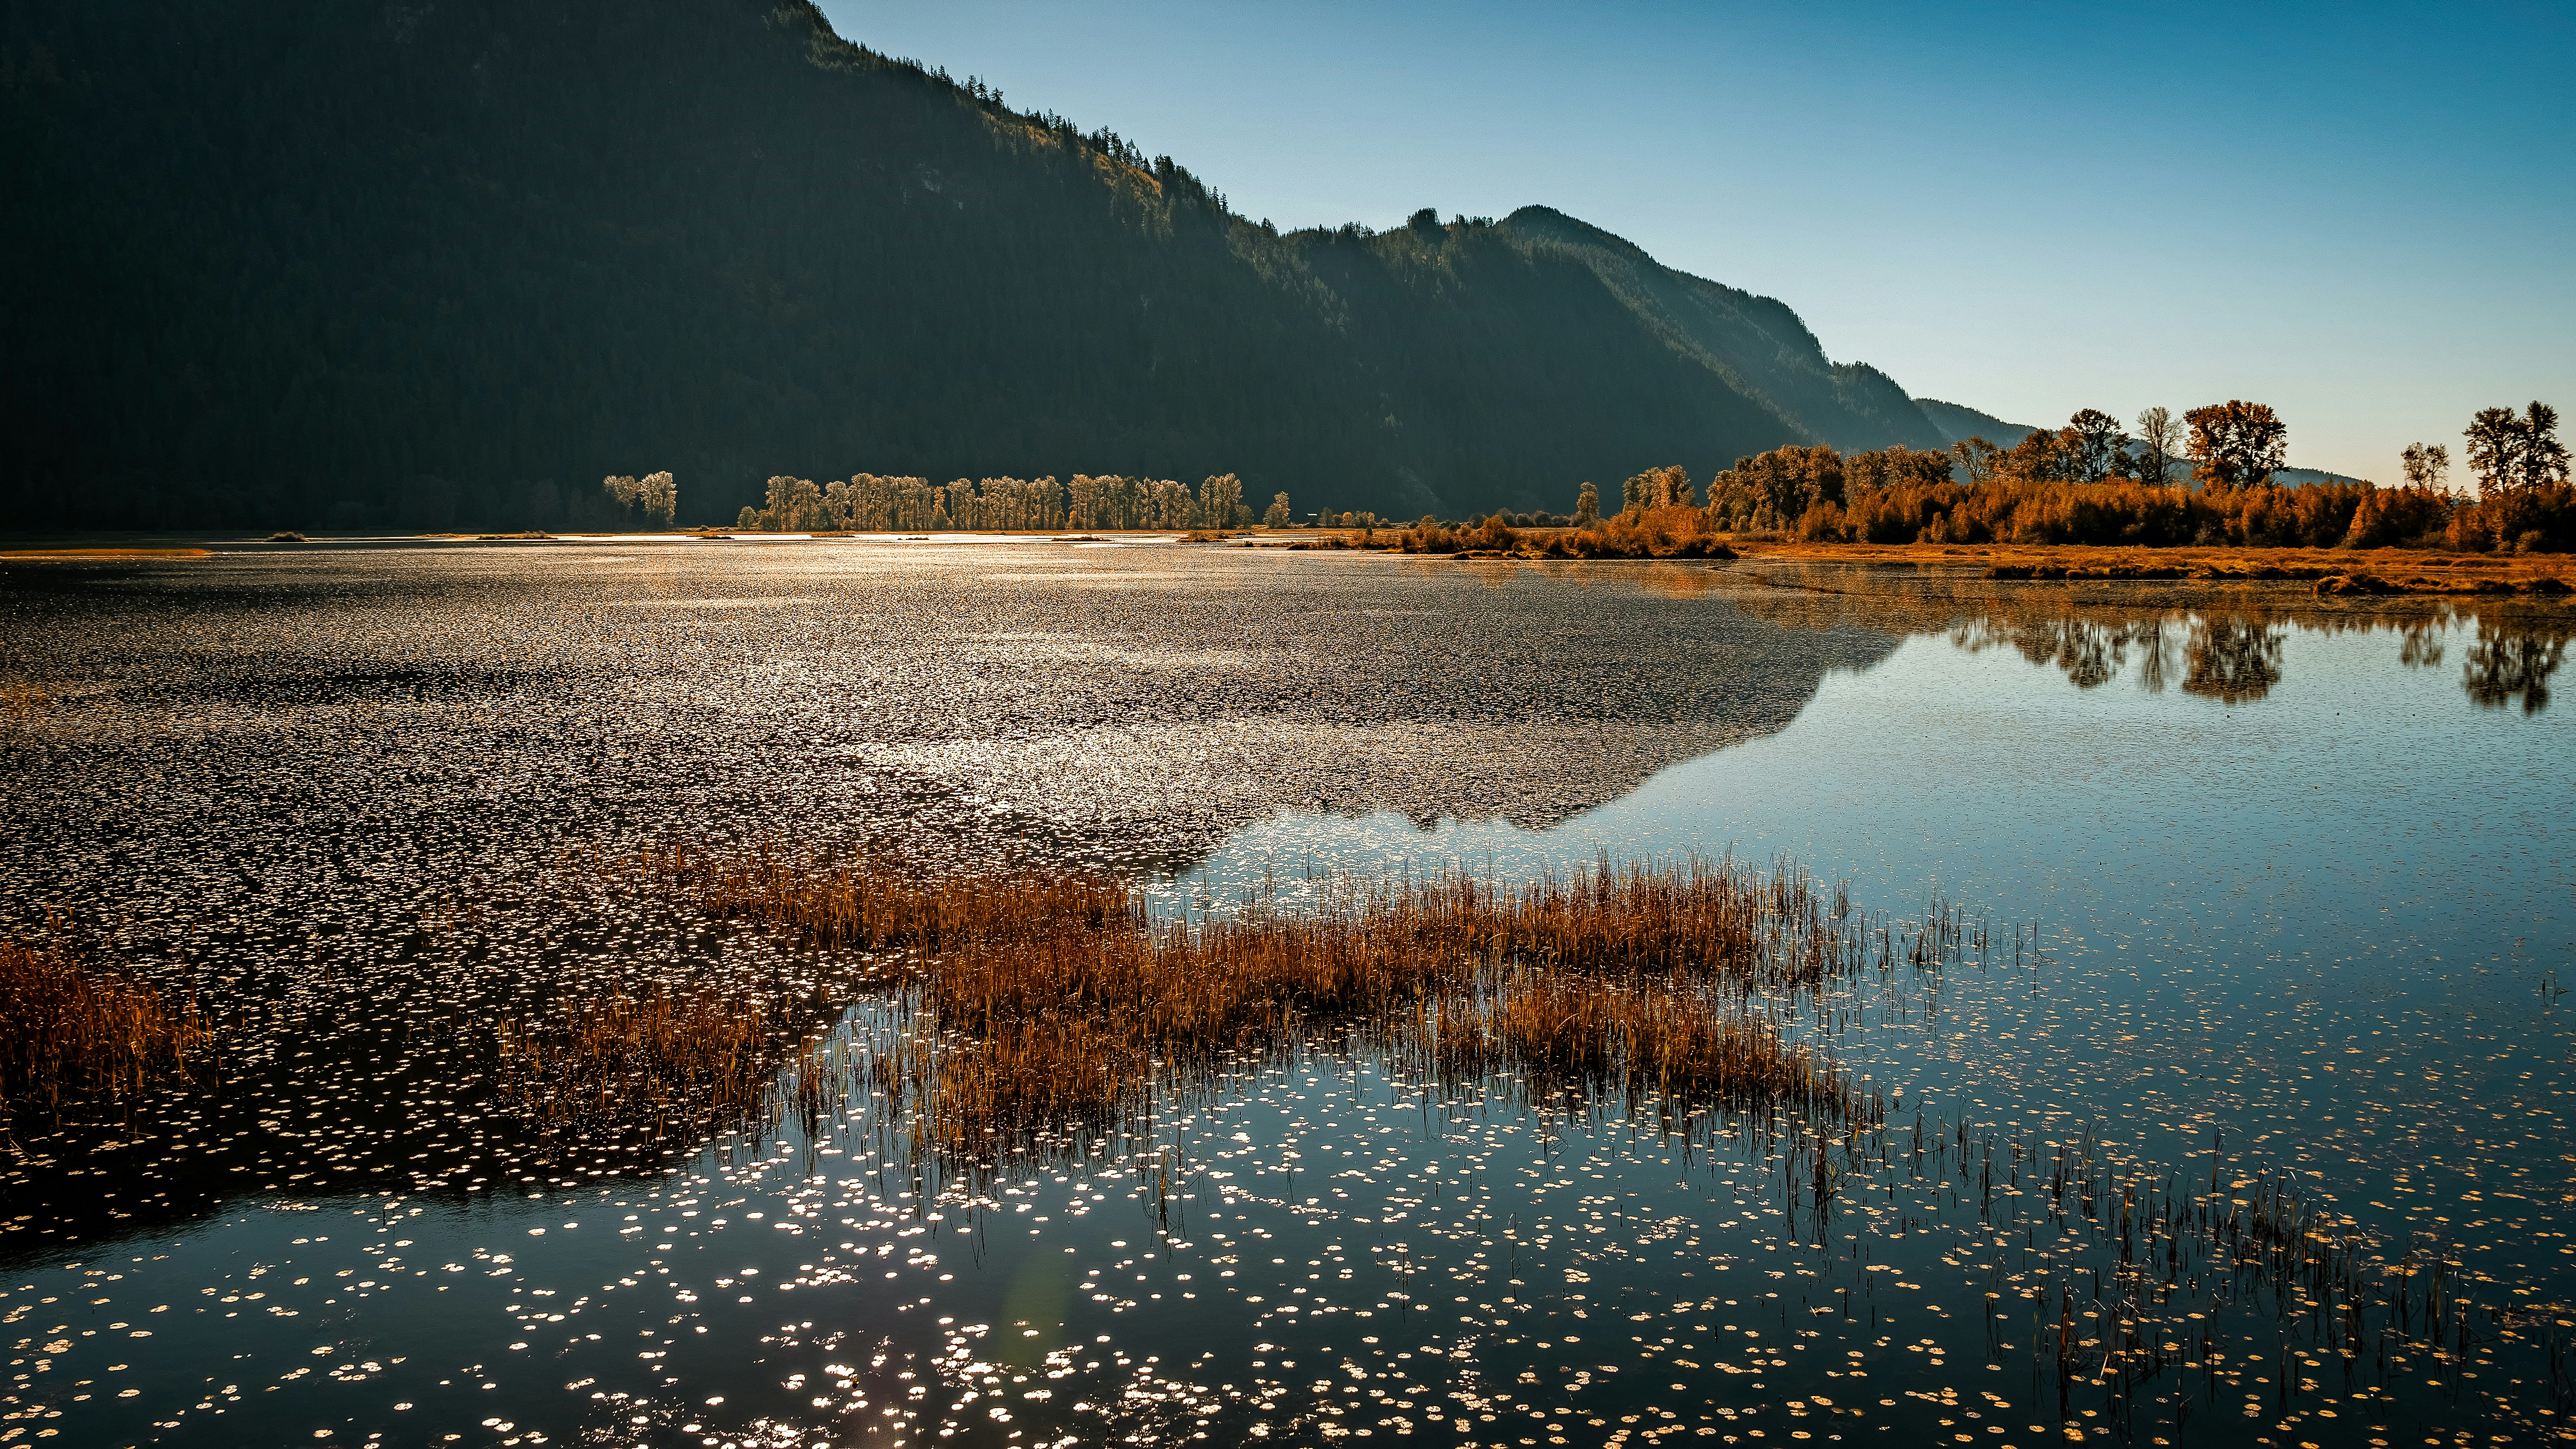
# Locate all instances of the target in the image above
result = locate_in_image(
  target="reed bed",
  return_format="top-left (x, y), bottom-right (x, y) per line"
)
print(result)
top-left (494, 982), bottom-right (775, 1123)
top-left (641, 845), bottom-right (1877, 1157)
top-left (0, 933), bottom-right (206, 1115)
top-left (0, 678), bottom-right (49, 723)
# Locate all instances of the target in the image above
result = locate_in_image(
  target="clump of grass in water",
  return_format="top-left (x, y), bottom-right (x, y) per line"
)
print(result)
top-left (0, 933), bottom-right (207, 1117)
top-left (0, 678), bottom-right (50, 723)
top-left (496, 982), bottom-right (774, 1124)
top-left (654, 846), bottom-right (1874, 1156)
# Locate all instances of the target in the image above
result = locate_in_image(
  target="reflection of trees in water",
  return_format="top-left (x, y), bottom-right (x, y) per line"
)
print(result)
top-left (2181, 618), bottom-right (2285, 703)
top-left (1948, 617), bottom-right (2166, 690)
top-left (1515, 562), bottom-right (2570, 714)
top-left (2463, 624), bottom-right (2565, 714)
top-left (1726, 570), bottom-right (2569, 714)
top-left (1948, 613), bottom-right (2285, 702)
top-left (2395, 618), bottom-right (2446, 669)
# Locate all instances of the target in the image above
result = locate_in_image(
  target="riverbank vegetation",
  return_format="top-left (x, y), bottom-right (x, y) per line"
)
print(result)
top-left (1387, 506), bottom-right (1734, 559)
top-left (1370, 400), bottom-right (2570, 558)
top-left (1700, 399), bottom-right (2568, 550)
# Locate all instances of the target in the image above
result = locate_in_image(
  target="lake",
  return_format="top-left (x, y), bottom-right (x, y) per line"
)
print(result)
top-left (1, 540), bottom-right (2569, 1449)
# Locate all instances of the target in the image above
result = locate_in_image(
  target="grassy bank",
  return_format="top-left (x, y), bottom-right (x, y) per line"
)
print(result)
top-left (1724, 539), bottom-right (2576, 595)
top-left (1282, 528), bottom-right (2576, 596)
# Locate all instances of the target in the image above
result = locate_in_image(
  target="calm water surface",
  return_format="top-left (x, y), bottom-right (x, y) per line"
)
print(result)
top-left (1, 542), bottom-right (2569, 1449)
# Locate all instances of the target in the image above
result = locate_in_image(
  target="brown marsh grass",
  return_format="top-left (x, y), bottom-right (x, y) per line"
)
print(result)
top-left (495, 982), bottom-right (775, 1123)
top-left (0, 678), bottom-right (49, 723)
top-left (0, 933), bottom-right (207, 1117)
top-left (0, 547), bottom-right (213, 560)
top-left (629, 845), bottom-right (1877, 1157)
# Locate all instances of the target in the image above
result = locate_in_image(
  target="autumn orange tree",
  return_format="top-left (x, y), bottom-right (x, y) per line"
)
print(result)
top-left (2185, 401), bottom-right (2288, 490)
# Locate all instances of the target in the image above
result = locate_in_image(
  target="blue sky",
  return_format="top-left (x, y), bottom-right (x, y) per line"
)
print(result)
top-left (821, 0), bottom-right (2574, 481)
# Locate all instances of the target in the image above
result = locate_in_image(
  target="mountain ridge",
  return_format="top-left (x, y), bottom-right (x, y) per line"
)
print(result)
top-left (4, 0), bottom-right (2106, 528)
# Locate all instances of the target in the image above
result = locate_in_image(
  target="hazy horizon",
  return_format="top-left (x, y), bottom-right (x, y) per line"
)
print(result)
top-left (826, 0), bottom-right (2575, 483)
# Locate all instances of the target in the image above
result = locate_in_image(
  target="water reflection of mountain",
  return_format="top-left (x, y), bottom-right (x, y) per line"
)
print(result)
top-left (0, 549), bottom-right (1912, 912)
top-left (1717, 562), bottom-right (2571, 712)
top-left (848, 559), bottom-right (1909, 876)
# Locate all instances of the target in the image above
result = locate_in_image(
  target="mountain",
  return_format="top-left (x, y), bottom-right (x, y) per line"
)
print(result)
top-left (1494, 209), bottom-right (1951, 456)
top-left (1915, 400), bottom-right (2041, 448)
top-left (4, 0), bottom-right (1971, 530)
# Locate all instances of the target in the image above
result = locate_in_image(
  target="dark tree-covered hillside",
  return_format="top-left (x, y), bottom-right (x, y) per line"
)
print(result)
top-left (2, 0), bottom-right (1959, 529)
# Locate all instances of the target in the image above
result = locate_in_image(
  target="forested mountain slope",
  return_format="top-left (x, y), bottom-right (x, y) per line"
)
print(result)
top-left (1916, 400), bottom-right (2042, 448)
top-left (1497, 208), bottom-right (1949, 455)
top-left (3, 0), bottom-right (1963, 529)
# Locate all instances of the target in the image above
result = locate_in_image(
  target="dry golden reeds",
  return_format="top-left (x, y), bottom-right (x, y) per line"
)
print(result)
top-left (653, 847), bottom-right (1873, 1157)
top-left (0, 678), bottom-right (49, 723)
top-left (495, 981), bottom-right (774, 1123)
top-left (0, 933), bottom-right (206, 1114)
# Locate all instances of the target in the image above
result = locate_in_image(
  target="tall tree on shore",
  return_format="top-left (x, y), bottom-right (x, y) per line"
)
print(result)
top-left (604, 472), bottom-right (676, 524)
top-left (2184, 401), bottom-right (2287, 490)
top-left (2525, 404), bottom-right (2571, 489)
top-left (642, 472), bottom-right (676, 525)
top-left (1263, 492), bottom-right (1293, 527)
top-left (2066, 409), bottom-right (2128, 483)
top-left (2465, 409), bottom-right (2521, 497)
top-left (2465, 403), bottom-right (2568, 497)
top-left (1198, 473), bottom-right (1247, 528)
top-left (2131, 408), bottom-right (2180, 486)
top-left (1574, 481), bottom-right (1601, 526)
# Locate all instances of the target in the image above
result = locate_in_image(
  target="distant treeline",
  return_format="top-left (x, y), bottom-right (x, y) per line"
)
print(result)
top-left (733, 473), bottom-right (1290, 532)
top-left (1591, 401), bottom-right (2571, 552)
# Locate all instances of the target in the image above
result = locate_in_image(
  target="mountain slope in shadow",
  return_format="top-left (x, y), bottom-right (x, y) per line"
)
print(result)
top-left (4, 0), bottom-right (1970, 529)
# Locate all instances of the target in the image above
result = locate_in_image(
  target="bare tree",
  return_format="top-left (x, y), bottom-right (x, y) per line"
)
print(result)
top-left (2133, 408), bottom-right (2181, 487)
top-left (2400, 442), bottom-right (2450, 494)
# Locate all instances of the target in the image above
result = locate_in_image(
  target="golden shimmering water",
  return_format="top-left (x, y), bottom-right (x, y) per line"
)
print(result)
top-left (1, 538), bottom-right (2569, 1448)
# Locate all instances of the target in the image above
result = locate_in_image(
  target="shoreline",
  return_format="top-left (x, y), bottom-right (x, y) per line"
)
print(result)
top-left (5, 529), bottom-right (2572, 599)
